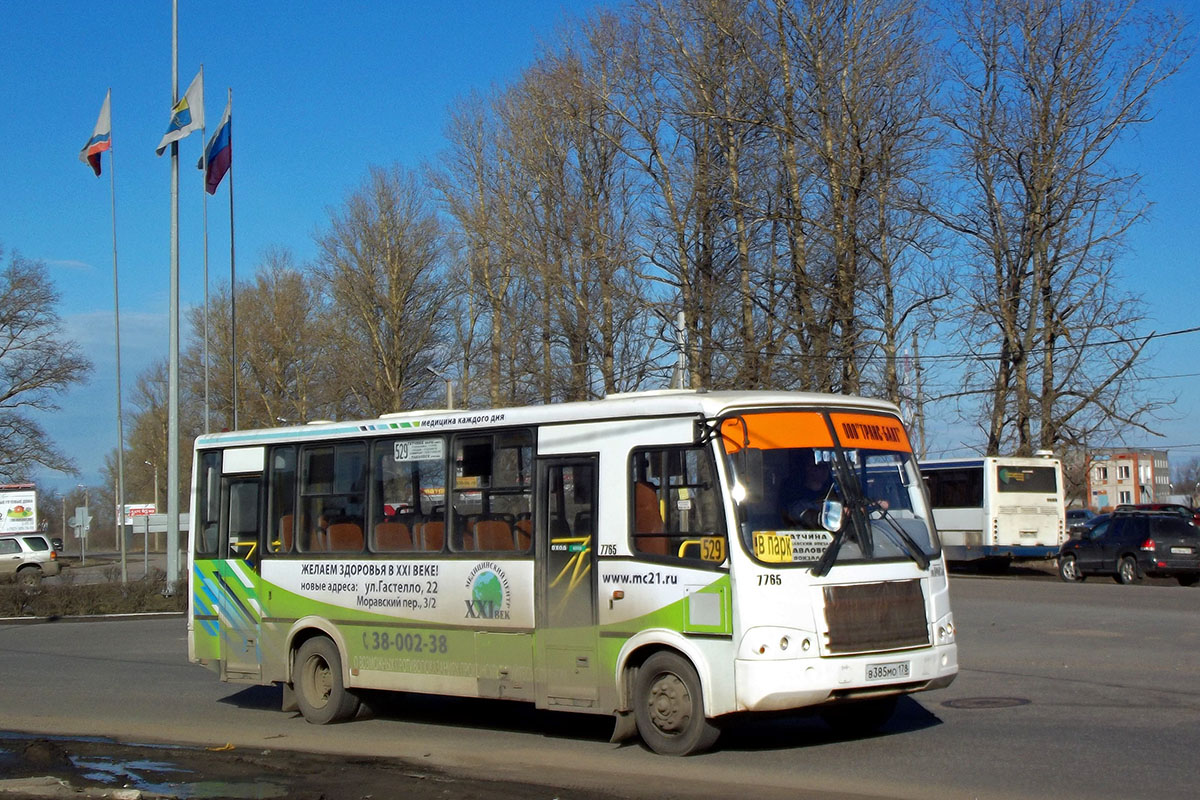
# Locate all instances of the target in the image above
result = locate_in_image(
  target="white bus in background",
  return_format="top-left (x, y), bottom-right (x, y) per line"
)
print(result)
top-left (919, 454), bottom-right (1066, 566)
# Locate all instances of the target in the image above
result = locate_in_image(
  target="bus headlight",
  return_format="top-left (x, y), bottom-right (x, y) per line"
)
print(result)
top-left (742, 627), bottom-right (816, 659)
top-left (936, 618), bottom-right (956, 644)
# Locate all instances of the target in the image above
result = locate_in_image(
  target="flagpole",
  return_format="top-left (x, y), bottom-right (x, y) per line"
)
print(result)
top-left (201, 81), bottom-right (210, 435)
top-left (108, 88), bottom-right (128, 584)
top-left (228, 88), bottom-right (238, 431)
top-left (166, 0), bottom-right (181, 590)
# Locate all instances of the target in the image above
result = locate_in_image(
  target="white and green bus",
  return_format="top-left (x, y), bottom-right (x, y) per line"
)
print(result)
top-left (188, 390), bottom-right (957, 755)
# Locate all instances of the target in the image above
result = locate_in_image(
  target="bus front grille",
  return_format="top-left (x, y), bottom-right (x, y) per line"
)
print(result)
top-left (822, 579), bottom-right (930, 654)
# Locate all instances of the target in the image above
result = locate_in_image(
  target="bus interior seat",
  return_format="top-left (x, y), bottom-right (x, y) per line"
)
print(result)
top-left (419, 520), bottom-right (445, 551)
top-left (515, 514), bottom-right (532, 549)
top-left (278, 514), bottom-right (293, 552)
top-left (453, 516), bottom-right (477, 551)
top-left (375, 521), bottom-right (413, 551)
top-left (327, 522), bottom-right (363, 552)
top-left (634, 481), bottom-right (669, 555)
top-left (304, 518), bottom-right (326, 552)
top-left (474, 518), bottom-right (516, 551)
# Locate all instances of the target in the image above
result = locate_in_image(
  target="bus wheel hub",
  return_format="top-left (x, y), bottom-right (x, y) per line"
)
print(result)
top-left (648, 673), bottom-right (690, 732)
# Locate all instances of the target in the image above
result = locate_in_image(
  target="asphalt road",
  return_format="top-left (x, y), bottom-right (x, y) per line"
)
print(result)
top-left (1, 573), bottom-right (1197, 799)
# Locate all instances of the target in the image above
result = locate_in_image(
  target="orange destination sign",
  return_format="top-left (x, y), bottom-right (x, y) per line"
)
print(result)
top-left (829, 413), bottom-right (912, 453)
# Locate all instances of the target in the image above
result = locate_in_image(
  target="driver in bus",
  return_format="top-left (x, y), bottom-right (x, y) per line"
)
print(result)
top-left (780, 450), bottom-right (892, 529)
top-left (781, 450), bottom-right (834, 528)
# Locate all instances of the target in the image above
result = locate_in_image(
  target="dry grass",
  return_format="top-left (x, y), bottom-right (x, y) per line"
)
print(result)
top-left (0, 569), bottom-right (186, 617)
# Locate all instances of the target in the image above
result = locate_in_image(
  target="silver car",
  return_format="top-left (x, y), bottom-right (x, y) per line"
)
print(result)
top-left (0, 534), bottom-right (62, 586)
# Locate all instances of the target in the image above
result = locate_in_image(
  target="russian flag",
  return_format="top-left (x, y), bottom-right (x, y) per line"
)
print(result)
top-left (79, 90), bottom-right (112, 176)
top-left (201, 96), bottom-right (231, 194)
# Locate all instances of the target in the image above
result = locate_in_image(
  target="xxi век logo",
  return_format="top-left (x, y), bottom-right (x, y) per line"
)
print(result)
top-left (464, 562), bottom-right (511, 620)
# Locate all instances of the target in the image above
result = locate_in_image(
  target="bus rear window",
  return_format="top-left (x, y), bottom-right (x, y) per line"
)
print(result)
top-left (996, 466), bottom-right (1058, 493)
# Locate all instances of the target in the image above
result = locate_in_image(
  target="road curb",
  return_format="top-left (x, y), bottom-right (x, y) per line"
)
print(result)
top-left (0, 612), bottom-right (184, 625)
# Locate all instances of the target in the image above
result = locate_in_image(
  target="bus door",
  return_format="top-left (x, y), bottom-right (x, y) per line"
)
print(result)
top-left (215, 468), bottom-right (265, 681)
top-left (535, 456), bottom-right (599, 709)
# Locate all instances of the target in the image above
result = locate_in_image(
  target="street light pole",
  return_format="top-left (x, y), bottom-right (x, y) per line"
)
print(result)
top-left (145, 460), bottom-right (160, 510)
top-left (145, 460), bottom-right (160, 563)
top-left (76, 483), bottom-right (88, 565)
top-left (426, 367), bottom-right (453, 409)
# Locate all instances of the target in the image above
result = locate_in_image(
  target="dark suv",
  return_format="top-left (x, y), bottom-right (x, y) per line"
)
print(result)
top-left (1058, 510), bottom-right (1200, 585)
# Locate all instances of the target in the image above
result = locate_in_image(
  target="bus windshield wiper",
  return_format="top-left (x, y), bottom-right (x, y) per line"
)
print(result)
top-left (869, 503), bottom-right (930, 570)
top-left (810, 526), bottom-right (845, 578)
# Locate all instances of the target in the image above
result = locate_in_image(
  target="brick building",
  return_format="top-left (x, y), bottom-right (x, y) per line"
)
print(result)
top-left (1085, 449), bottom-right (1171, 511)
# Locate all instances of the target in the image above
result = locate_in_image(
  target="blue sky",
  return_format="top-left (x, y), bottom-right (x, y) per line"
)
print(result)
top-left (2, 0), bottom-right (605, 495)
top-left (1, 0), bottom-right (1198, 498)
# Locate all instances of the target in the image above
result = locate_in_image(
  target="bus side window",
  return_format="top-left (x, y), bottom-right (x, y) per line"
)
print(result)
top-left (194, 451), bottom-right (221, 557)
top-left (225, 478), bottom-right (262, 565)
top-left (267, 446), bottom-right (297, 554)
top-left (450, 430), bottom-right (533, 554)
top-left (629, 447), bottom-right (727, 564)
top-left (299, 443), bottom-right (366, 554)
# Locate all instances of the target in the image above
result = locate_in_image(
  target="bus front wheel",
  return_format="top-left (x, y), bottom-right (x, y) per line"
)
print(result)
top-left (633, 651), bottom-right (720, 756)
top-left (293, 636), bottom-right (361, 724)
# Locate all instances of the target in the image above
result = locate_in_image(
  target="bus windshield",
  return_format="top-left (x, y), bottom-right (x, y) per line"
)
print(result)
top-left (720, 411), bottom-right (939, 569)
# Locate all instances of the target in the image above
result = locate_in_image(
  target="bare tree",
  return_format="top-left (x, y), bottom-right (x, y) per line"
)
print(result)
top-left (188, 247), bottom-right (337, 429)
top-left (124, 360), bottom-right (170, 507)
top-left (1171, 456), bottom-right (1200, 502)
top-left (0, 247), bottom-right (92, 478)
top-left (436, 90), bottom-right (521, 407)
top-left (314, 165), bottom-right (453, 416)
top-left (939, 0), bottom-right (1189, 455)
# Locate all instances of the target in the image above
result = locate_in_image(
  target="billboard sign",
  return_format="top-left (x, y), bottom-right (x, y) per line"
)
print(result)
top-left (0, 485), bottom-right (37, 534)
top-left (124, 504), bottom-right (157, 525)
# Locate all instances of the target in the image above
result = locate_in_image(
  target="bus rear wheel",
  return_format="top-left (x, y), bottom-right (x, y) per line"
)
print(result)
top-left (293, 636), bottom-right (360, 724)
top-left (633, 651), bottom-right (720, 756)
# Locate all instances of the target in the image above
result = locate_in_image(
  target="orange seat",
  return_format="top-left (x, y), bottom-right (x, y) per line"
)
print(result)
top-left (419, 520), bottom-right (445, 552)
top-left (326, 522), bottom-right (363, 552)
top-left (278, 514), bottom-right (293, 552)
top-left (634, 481), bottom-right (668, 555)
top-left (515, 518), bottom-right (532, 550)
top-left (375, 521), bottom-right (413, 551)
top-left (474, 519), bottom-right (515, 551)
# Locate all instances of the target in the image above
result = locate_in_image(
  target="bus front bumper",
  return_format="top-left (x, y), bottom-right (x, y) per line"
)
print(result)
top-left (733, 642), bottom-right (958, 713)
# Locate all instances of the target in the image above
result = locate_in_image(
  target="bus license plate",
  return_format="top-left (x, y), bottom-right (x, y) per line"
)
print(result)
top-left (866, 661), bottom-right (910, 682)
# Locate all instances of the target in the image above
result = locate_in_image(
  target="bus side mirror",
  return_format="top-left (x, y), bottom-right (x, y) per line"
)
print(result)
top-left (732, 448), bottom-right (763, 500)
top-left (821, 499), bottom-right (844, 532)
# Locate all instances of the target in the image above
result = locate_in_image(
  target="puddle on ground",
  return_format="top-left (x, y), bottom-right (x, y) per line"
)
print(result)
top-left (73, 755), bottom-right (285, 799)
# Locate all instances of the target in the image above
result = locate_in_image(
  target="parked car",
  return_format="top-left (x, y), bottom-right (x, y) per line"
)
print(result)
top-left (1058, 510), bottom-right (1200, 586)
top-left (1066, 508), bottom-right (1098, 537)
top-left (1066, 508), bottom-right (1096, 525)
top-left (0, 533), bottom-right (62, 586)
top-left (1068, 512), bottom-right (1109, 539)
